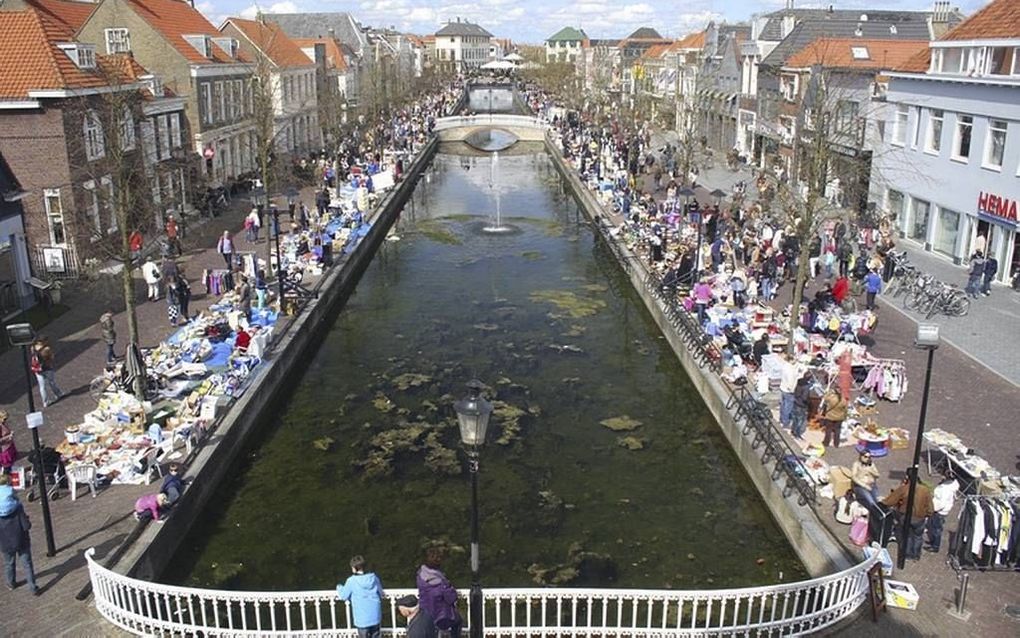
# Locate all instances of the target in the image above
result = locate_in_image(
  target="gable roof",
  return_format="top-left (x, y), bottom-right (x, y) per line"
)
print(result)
top-left (292, 36), bottom-right (349, 71)
top-left (0, 8), bottom-right (109, 99)
top-left (124, 0), bottom-right (248, 64)
top-left (547, 26), bottom-right (587, 42)
top-left (785, 38), bottom-right (929, 70)
top-left (895, 46), bottom-right (932, 73)
top-left (223, 17), bottom-right (313, 68)
top-left (942, 0), bottom-right (1020, 40)
top-left (627, 27), bottom-right (663, 40)
top-left (268, 12), bottom-right (367, 55)
top-left (761, 18), bottom-right (940, 68)
top-left (435, 21), bottom-right (492, 38)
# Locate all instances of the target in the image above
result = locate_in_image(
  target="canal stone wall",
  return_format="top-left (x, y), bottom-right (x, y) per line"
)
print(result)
top-left (114, 138), bottom-right (440, 582)
top-left (543, 137), bottom-right (854, 578)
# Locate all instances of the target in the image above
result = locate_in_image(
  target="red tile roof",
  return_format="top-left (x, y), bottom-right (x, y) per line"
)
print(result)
top-left (675, 31), bottom-right (706, 50)
top-left (640, 43), bottom-right (671, 60)
top-left (0, 9), bottom-right (108, 99)
top-left (942, 0), bottom-right (1020, 40)
top-left (894, 47), bottom-right (932, 73)
top-left (26, 0), bottom-right (97, 32)
top-left (224, 17), bottom-right (313, 68)
top-left (784, 38), bottom-right (929, 70)
top-left (125, 0), bottom-right (248, 64)
top-left (291, 36), bottom-right (349, 72)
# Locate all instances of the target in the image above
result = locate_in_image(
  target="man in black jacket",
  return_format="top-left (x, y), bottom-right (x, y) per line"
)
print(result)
top-left (397, 595), bottom-right (437, 638)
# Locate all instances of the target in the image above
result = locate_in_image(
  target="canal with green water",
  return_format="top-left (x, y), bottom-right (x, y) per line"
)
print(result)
top-left (166, 144), bottom-right (803, 592)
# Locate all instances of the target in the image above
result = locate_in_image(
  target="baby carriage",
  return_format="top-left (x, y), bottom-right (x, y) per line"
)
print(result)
top-left (25, 446), bottom-right (67, 501)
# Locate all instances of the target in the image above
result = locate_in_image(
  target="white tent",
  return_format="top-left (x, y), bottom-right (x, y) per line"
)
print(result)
top-left (481, 60), bottom-right (515, 70)
top-left (503, 53), bottom-right (524, 62)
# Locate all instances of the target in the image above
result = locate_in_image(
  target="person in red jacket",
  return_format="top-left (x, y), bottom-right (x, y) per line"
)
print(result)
top-left (832, 275), bottom-right (850, 307)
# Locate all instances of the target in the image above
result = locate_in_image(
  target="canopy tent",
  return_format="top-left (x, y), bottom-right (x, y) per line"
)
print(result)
top-left (503, 53), bottom-right (524, 62)
top-left (481, 60), bottom-right (516, 70)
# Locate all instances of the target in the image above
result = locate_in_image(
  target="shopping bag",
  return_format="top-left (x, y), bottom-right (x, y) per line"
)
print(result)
top-left (849, 516), bottom-right (869, 547)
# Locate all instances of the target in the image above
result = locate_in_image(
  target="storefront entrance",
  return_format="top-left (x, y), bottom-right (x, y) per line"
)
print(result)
top-left (971, 219), bottom-right (1017, 284)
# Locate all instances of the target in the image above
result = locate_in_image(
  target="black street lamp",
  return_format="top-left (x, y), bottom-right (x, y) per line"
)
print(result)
top-left (897, 323), bottom-right (939, 570)
top-left (6, 323), bottom-right (57, 557)
top-left (453, 380), bottom-right (493, 638)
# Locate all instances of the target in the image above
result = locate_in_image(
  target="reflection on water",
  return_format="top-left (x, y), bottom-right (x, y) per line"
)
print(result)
top-left (166, 148), bottom-right (803, 592)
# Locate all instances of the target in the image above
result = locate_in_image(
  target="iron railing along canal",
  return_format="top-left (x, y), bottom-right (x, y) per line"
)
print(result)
top-left (86, 549), bottom-right (878, 636)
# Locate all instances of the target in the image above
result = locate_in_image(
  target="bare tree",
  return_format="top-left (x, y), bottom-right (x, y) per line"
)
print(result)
top-left (68, 61), bottom-right (160, 396)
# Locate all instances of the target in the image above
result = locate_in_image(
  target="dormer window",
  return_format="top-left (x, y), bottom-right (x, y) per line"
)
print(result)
top-left (58, 43), bottom-right (96, 69)
top-left (105, 28), bottom-right (131, 54)
top-left (183, 35), bottom-right (212, 59)
top-left (213, 37), bottom-right (239, 59)
top-left (140, 74), bottom-right (163, 97)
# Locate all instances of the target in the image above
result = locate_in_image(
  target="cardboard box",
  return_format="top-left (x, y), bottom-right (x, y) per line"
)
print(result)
top-left (884, 580), bottom-right (919, 610)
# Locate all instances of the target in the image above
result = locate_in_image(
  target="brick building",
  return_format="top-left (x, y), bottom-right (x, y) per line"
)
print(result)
top-left (76, 0), bottom-right (256, 188)
top-left (0, 0), bottom-right (188, 277)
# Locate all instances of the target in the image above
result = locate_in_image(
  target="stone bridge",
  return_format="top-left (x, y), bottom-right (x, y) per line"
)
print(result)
top-left (433, 114), bottom-right (547, 144)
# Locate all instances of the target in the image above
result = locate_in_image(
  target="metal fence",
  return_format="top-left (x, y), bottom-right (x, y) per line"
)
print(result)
top-left (86, 549), bottom-right (877, 637)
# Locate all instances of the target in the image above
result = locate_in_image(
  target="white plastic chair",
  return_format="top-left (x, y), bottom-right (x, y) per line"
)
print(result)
top-left (69, 464), bottom-right (98, 501)
top-left (134, 446), bottom-right (164, 485)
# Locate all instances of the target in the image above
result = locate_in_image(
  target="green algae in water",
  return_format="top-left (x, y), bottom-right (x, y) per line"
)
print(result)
top-left (416, 222), bottom-right (462, 245)
top-left (166, 150), bottom-right (804, 593)
top-left (529, 289), bottom-right (606, 318)
top-left (521, 250), bottom-right (544, 261)
top-left (600, 416), bottom-right (643, 431)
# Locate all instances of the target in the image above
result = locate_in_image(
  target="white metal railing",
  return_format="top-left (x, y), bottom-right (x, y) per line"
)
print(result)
top-left (86, 549), bottom-right (878, 636)
top-left (434, 114), bottom-right (546, 132)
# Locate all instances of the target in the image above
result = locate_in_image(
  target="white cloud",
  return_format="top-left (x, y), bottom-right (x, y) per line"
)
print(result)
top-left (240, 1), bottom-right (301, 19)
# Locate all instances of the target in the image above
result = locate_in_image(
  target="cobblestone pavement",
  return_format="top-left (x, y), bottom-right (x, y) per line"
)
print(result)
top-left (0, 189), bottom-right (317, 636)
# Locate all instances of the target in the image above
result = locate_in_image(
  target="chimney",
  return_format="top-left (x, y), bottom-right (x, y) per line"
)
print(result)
top-left (328, 28), bottom-right (336, 40)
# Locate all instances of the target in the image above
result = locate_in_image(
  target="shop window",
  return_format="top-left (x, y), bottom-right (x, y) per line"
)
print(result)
top-left (910, 198), bottom-right (930, 242)
top-left (984, 119), bottom-right (1008, 169)
top-left (887, 189), bottom-right (905, 232)
top-left (925, 110), bottom-right (943, 154)
top-left (952, 114), bottom-right (972, 161)
top-left (934, 207), bottom-right (960, 256)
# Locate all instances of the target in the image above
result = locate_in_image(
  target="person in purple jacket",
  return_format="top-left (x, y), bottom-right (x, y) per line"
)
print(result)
top-left (134, 492), bottom-right (168, 521)
top-left (416, 547), bottom-right (462, 637)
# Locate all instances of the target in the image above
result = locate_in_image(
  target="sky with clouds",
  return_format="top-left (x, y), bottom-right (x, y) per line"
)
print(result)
top-left (198, 0), bottom-right (988, 43)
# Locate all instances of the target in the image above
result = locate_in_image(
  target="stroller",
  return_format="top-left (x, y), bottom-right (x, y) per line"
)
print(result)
top-left (26, 446), bottom-right (67, 501)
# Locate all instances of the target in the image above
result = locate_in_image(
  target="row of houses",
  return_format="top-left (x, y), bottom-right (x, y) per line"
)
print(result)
top-left (0, 1), bottom-right (489, 312)
top-left (547, 0), bottom-right (1020, 283)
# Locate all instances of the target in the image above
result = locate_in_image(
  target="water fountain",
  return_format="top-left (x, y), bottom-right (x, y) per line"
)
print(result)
top-left (481, 150), bottom-right (517, 234)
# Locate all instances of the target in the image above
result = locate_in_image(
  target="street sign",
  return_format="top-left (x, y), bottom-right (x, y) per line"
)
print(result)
top-left (26, 411), bottom-right (43, 429)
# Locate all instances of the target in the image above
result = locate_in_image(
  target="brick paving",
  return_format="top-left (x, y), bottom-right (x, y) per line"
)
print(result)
top-left (0, 190), bottom-right (318, 636)
top-left (636, 149), bottom-right (1020, 637)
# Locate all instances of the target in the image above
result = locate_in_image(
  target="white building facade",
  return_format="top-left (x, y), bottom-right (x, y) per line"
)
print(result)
top-left (435, 20), bottom-right (492, 71)
top-left (872, 28), bottom-right (1020, 282)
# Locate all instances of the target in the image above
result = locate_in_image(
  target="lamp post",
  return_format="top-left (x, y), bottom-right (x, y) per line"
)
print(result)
top-left (6, 323), bottom-right (57, 557)
top-left (897, 323), bottom-right (939, 570)
top-left (454, 380), bottom-right (493, 638)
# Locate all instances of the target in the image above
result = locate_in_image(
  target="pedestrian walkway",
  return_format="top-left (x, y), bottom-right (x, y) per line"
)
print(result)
top-left (889, 240), bottom-right (1020, 386)
top-left (619, 152), bottom-right (1020, 637)
top-left (0, 192), bottom-right (313, 636)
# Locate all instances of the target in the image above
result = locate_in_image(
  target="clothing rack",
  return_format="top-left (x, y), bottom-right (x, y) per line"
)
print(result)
top-left (949, 494), bottom-right (1020, 572)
